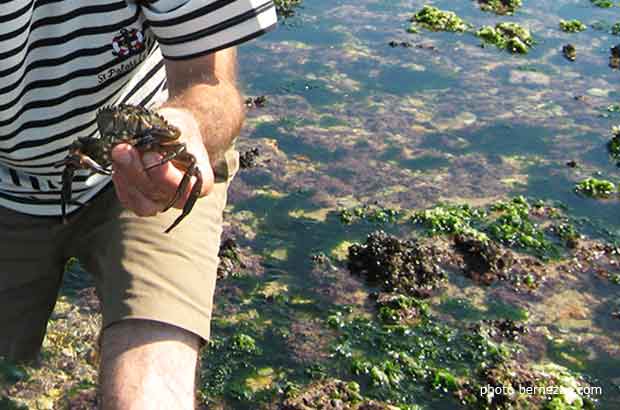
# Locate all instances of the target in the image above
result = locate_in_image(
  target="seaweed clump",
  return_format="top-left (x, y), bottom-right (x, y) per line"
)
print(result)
top-left (244, 95), bottom-right (267, 108)
top-left (575, 177), bottom-right (616, 198)
top-left (477, 0), bottom-right (522, 15)
top-left (611, 44), bottom-right (620, 69)
top-left (471, 319), bottom-right (528, 341)
top-left (476, 22), bottom-right (534, 53)
top-left (458, 361), bottom-right (596, 409)
top-left (563, 44), bottom-right (577, 61)
top-left (347, 231), bottom-right (446, 297)
top-left (608, 125), bottom-right (620, 159)
top-left (591, 0), bottom-right (614, 7)
top-left (559, 19), bottom-right (587, 33)
top-left (240, 147), bottom-right (260, 169)
top-left (281, 379), bottom-right (397, 410)
top-left (375, 293), bottom-right (429, 325)
top-left (413, 197), bottom-right (557, 258)
top-left (339, 204), bottom-right (399, 225)
top-left (487, 197), bottom-right (556, 257)
top-left (410, 6), bottom-right (470, 32)
top-left (199, 333), bottom-right (262, 404)
top-left (454, 233), bottom-right (514, 283)
top-left (274, 0), bottom-right (302, 18)
top-left (217, 238), bottom-right (245, 279)
top-left (411, 203), bottom-right (487, 239)
top-left (328, 306), bottom-right (510, 406)
top-left (550, 223), bottom-right (581, 248)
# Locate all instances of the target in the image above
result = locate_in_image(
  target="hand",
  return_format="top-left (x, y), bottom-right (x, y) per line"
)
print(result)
top-left (110, 107), bottom-right (214, 217)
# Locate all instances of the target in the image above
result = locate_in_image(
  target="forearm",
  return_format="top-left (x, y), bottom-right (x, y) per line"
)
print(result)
top-left (160, 48), bottom-right (245, 163)
top-left (162, 80), bottom-right (245, 161)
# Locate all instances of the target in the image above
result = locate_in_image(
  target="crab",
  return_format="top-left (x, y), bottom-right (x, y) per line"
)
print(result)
top-left (54, 104), bottom-right (203, 233)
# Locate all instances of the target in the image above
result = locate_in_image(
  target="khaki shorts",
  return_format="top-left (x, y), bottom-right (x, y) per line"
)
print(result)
top-left (0, 149), bottom-right (238, 361)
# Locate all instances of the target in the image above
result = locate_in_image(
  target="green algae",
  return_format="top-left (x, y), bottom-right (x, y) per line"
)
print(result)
top-left (274, 0), bottom-right (302, 18)
top-left (613, 22), bottom-right (620, 35)
top-left (477, 0), bottom-right (522, 15)
top-left (199, 333), bottom-right (263, 404)
top-left (463, 361), bottom-right (595, 410)
top-left (439, 294), bottom-right (528, 323)
top-left (406, 25), bottom-right (420, 34)
top-left (413, 197), bottom-right (558, 258)
top-left (476, 22), bottom-right (534, 53)
top-left (281, 378), bottom-right (404, 410)
top-left (410, 6), bottom-right (471, 33)
top-left (439, 298), bottom-right (488, 321)
top-left (551, 223), bottom-right (580, 247)
top-left (328, 304), bottom-right (512, 406)
top-left (0, 397), bottom-right (27, 410)
top-left (0, 359), bottom-right (27, 385)
top-left (411, 204), bottom-right (487, 238)
top-left (487, 197), bottom-right (556, 256)
top-left (339, 204), bottom-right (400, 225)
top-left (377, 294), bottom-right (430, 325)
top-left (608, 125), bottom-right (620, 158)
top-left (575, 177), bottom-right (616, 198)
top-left (486, 300), bottom-right (529, 321)
top-left (560, 20), bottom-right (587, 33)
top-left (591, 0), bottom-right (614, 7)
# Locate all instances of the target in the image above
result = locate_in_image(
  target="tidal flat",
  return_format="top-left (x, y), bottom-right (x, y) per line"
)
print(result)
top-left (2, 0), bottom-right (620, 409)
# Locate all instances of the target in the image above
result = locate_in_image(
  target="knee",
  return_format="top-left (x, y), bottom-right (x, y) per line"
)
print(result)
top-left (99, 319), bottom-right (201, 410)
top-left (101, 319), bottom-right (201, 357)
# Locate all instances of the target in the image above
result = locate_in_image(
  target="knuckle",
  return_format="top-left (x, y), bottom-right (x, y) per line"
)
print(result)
top-left (134, 200), bottom-right (160, 217)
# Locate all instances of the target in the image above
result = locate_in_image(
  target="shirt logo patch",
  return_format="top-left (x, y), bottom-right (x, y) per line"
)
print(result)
top-left (111, 28), bottom-right (145, 58)
top-left (98, 28), bottom-right (148, 84)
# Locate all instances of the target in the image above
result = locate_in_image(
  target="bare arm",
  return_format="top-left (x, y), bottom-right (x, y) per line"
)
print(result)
top-left (110, 48), bottom-right (244, 217)
top-left (161, 47), bottom-right (244, 161)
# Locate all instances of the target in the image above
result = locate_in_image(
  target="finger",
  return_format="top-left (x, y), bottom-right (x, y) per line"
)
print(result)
top-left (112, 162), bottom-right (165, 216)
top-left (126, 186), bottom-right (161, 217)
top-left (112, 171), bottom-right (131, 208)
top-left (111, 144), bottom-right (166, 202)
top-left (113, 171), bottom-right (163, 216)
top-left (143, 152), bottom-right (214, 208)
top-left (142, 152), bottom-right (186, 198)
top-left (169, 166), bottom-right (215, 209)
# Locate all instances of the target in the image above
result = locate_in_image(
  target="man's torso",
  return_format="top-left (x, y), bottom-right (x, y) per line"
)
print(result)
top-left (0, 0), bottom-right (168, 215)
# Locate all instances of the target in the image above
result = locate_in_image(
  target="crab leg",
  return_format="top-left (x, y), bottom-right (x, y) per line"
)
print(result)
top-left (60, 165), bottom-right (75, 223)
top-left (144, 144), bottom-right (186, 171)
top-left (55, 152), bottom-right (110, 223)
top-left (164, 164), bottom-right (202, 234)
top-left (81, 156), bottom-right (112, 176)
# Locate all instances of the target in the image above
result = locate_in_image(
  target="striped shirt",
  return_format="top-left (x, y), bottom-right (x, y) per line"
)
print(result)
top-left (0, 0), bottom-right (277, 215)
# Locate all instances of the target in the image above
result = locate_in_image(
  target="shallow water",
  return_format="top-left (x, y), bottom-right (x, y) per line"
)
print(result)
top-left (223, 1), bottom-right (620, 408)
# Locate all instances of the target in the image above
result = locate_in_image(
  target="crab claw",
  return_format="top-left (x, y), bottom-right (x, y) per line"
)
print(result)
top-left (59, 163), bottom-right (76, 223)
top-left (54, 154), bottom-right (87, 223)
top-left (164, 165), bottom-right (203, 234)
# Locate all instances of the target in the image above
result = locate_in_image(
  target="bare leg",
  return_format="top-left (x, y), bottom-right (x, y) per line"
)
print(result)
top-left (99, 319), bottom-right (200, 410)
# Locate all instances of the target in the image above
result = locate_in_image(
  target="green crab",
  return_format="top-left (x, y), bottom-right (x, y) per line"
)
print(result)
top-left (54, 104), bottom-right (203, 233)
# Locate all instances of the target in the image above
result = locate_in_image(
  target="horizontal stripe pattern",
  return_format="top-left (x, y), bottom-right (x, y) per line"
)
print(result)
top-left (142, 0), bottom-right (277, 58)
top-left (0, 0), bottom-right (276, 216)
